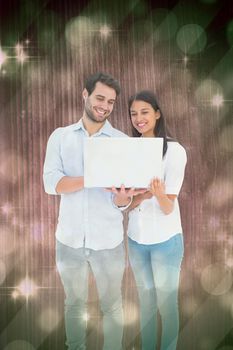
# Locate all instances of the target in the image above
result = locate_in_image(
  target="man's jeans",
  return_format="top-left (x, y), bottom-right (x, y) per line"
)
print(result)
top-left (128, 234), bottom-right (184, 350)
top-left (56, 240), bottom-right (125, 350)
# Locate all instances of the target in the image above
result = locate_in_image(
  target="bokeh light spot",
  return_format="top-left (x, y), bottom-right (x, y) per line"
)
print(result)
top-left (0, 226), bottom-right (16, 257)
top-left (99, 24), bottom-right (112, 38)
top-left (183, 296), bottom-right (199, 316)
top-left (195, 79), bottom-right (223, 105)
top-left (1, 203), bottom-right (12, 215)
top-left (12, 290), bottom-right (20, 299)
top-left (0, 260), bottom-right (6, 285)
top-left (219, 292), bottom-right (233, 311)
top-left (38, 308), bottom-right (61, 332)
top-left (4, 340), bottom-right (35, 350)
top-left (176, 24), bottom-right (207, 54)
top-left (201, 263), bottom-right (232, 295)
top-left (219, 126), bottom-right (233, 153)
top-left (206, 178), bottom-right (233, 208)
top-left (83, 312), bottom-right (90, 322)
top-left (17, 277), bottom-right (38, 298)
top-left (65, 16), bottom-right (96, 48)
top-left (0, 46), bottom-right (8, 67)
top-left (211, 93), bottom-right (224, 107)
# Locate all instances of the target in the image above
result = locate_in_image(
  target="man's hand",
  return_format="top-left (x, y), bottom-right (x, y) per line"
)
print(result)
top-left (105, 185), bottom-right (147, 208)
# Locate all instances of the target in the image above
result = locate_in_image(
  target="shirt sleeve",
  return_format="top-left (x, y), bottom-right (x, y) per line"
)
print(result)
top-left (43, 128), bottom-right (66, 195)
top-left (111, 193), bottom-right (133, 211)
top-left (164, 143), bottom-right (187, 196)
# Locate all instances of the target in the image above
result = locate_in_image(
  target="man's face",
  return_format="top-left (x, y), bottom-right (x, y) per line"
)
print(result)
top-left (83, 82), bottom-right (116, 123)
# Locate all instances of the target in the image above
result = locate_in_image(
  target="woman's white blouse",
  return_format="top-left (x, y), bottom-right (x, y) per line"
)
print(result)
top-left (127, 141), bottom-right (187, 244)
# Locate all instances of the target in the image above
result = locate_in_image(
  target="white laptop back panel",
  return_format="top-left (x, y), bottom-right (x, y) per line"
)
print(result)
top-left (84, 137), bottom-right (163, 188)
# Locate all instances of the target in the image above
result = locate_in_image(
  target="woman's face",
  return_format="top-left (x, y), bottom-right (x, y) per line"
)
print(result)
top-left (130, 100), bottom-right (160, 137)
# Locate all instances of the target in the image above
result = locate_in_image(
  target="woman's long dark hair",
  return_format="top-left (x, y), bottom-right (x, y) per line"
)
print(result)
top-left (128, 90), bottom-right (172, 157)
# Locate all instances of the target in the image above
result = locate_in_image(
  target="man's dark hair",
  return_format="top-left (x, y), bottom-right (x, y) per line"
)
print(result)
top-left (84, 72), bottom-right (121, 96)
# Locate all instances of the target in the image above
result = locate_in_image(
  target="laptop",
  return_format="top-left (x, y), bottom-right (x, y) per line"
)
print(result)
top-left (84, 137), bottom-right (163, 188)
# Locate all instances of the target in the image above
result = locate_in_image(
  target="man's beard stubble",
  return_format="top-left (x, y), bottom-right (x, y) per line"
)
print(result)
top-left (84, 100), bottom-right (108, 124)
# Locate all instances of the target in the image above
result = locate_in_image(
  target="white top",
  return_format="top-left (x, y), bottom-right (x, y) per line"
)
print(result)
top-left (43, 119), bottom-right (127, 250)
top-left (128, 141), bottom-right (187, 244)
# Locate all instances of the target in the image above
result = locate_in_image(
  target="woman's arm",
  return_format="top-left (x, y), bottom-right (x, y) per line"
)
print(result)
top-left (127, 180), bottom-right (176, 214)
top-left (128, 191), bottom-right (153, 211)
top-left (149, 177), bottom-right (176, 215)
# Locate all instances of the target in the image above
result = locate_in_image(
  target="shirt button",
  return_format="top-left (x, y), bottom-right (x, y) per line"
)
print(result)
top-left (85, 249), bottom-right (90, 257)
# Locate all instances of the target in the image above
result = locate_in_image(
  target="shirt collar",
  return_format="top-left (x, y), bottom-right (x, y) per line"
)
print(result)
top-left (73, 118), bottom-right (113, 137)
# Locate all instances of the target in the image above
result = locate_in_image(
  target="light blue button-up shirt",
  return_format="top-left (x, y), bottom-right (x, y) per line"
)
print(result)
top-left (43, 119), bottom-right (127, 250)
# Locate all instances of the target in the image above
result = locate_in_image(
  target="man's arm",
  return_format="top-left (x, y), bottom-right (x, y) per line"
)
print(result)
top-left (55, 176), bottom-right (84, 194)
top-left (43, 129), bottom-right (84, 195)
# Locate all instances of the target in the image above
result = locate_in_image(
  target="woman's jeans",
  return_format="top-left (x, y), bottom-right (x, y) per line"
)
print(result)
top-left (128, 234), bottom-right (184, 350)
top-left (56, 240), bottom-right (125, 350)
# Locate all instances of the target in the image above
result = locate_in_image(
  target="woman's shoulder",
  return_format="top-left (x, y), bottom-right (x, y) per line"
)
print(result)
top-left (166, 140), bottom-right (187, 159)
top-left (167, 139), bottom-right (185, 150)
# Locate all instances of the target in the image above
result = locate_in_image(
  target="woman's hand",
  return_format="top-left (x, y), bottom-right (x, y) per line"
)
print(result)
top-left (149, 177), bottom-right (166, 198)
top-left (149, 177), bottom-right (176, 215)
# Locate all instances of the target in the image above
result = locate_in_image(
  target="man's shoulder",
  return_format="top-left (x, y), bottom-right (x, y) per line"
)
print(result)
top-left (49, 123), bottom-right (78, 138)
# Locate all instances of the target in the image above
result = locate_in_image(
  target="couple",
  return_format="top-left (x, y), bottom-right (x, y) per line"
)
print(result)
top-left (43, 72), bottom-right (187, 350)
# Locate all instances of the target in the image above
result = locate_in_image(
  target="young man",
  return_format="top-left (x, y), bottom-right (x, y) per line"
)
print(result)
top-left (43, 72), bottom-right (138, 350)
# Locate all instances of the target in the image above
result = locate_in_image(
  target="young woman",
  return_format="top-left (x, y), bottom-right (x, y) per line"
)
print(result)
top-left (127, 91), bottom-right (187, 350)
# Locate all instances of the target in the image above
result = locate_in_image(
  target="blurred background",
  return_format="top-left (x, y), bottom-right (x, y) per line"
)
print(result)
top-left (0, 0), bottom-right (233, 349)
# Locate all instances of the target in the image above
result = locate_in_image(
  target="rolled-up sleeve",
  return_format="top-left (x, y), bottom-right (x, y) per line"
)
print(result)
top-left (165, 144), bottom-right (187, 196)
top-left (43, 128), bottom-right (65, 195)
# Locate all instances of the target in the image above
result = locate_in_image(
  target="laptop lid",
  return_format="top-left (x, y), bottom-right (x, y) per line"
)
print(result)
top-left (84, 137), bottom-right (163, 188)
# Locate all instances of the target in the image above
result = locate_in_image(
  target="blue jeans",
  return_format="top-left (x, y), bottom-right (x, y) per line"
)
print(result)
top-left (56, 240), bottom-right (125, 350)
top-left (128, 234), bottom-right (184, 350)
